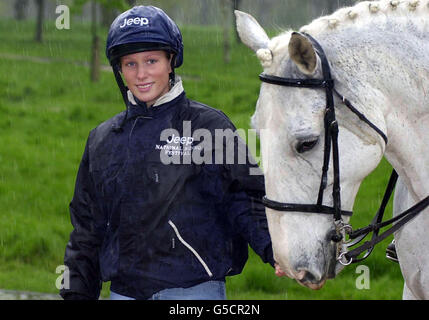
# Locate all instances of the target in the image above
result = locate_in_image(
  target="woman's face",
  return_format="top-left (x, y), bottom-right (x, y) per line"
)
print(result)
top-left (120, 50), bottom-right (172, 107)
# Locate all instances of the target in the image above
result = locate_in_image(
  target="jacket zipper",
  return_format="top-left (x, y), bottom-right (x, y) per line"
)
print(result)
top-left (168, 220), bottom-right (213, 277)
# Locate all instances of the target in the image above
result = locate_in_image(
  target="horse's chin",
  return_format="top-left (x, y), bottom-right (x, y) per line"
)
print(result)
top-left (296, 278), bottom-right (326, 290)
top-left (296, 262), bottom-right (342, 289)
top-left (291, 263), bottom-right (341, 290)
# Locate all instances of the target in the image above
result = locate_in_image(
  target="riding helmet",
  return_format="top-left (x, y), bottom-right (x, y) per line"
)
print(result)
top-left (106, 5), bottom-right (183, 67)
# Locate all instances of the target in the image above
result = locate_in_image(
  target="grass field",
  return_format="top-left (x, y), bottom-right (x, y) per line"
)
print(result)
top-left (0, 19), bottom-right (404, 299)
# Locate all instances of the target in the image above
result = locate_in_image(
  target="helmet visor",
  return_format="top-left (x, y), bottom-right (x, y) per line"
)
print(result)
top-left (108, 42), bottom-right (174, 65)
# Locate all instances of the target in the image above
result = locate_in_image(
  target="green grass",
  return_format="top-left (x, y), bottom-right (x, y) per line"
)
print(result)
top-left (0, 19), bottom-right (403, 299)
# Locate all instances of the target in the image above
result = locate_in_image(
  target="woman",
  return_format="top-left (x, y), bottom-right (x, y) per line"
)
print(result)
top-left (60, 5), bottom-right (282, 300)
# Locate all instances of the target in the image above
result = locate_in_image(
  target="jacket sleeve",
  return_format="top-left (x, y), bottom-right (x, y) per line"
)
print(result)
top-left (221, 124), bottom-right (275, 267)
top-left (60, 137), bottom-right (103, 300)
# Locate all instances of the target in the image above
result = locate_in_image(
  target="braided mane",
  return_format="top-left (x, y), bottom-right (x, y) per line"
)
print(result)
top-left (300, 0), bottom-right (429, 35)
top-left (257, 0), bottom-right (429, 68)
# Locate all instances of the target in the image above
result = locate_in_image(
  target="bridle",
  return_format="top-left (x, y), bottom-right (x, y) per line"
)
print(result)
top-left (259, 32), bottom-right (429, 265)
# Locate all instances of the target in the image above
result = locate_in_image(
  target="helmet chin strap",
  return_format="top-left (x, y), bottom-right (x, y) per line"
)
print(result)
top-left (169, 53), bottom-right (177, 86)
top-left (111, 62), bottom-right (129, 132)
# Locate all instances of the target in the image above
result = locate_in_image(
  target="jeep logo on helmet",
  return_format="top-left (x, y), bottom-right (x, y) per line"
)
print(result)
top-left (119, 17), bottom-right (149, 28)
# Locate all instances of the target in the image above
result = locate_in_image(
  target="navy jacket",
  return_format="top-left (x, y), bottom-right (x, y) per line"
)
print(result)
top-left (61, 91), bottom-right (274, 300)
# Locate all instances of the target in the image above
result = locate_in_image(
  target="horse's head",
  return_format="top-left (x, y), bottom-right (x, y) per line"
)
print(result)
top-left (235, 11), bottom-right (386, 289)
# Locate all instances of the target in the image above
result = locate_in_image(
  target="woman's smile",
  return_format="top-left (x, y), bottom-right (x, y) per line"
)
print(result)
top-left (136, 82), bottom-right (154, 92)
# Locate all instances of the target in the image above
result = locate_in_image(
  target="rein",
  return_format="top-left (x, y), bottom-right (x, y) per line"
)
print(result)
top-left (259, 32), bottom-right (429, 265)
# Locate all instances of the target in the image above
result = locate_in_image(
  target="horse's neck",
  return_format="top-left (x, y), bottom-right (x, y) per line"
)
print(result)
top-left (322, 22), bottom-right (429, 202)
top-left (384, 110), bottom-right (429, 202)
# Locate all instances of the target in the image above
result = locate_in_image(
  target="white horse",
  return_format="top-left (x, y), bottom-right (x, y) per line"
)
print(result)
top-left (235, 0), bottom-right (429, 299)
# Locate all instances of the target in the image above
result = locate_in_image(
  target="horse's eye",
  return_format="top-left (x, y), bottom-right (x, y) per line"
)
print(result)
top-left (296, 138), bottom-right (319, 153)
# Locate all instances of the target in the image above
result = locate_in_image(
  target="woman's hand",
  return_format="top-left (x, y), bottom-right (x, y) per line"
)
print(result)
top-left (274, 263), bottom-right (287, 277)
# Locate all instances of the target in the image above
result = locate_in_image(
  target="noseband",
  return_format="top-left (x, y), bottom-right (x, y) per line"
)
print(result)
top-left (259, 33), bottom-right (429, 264)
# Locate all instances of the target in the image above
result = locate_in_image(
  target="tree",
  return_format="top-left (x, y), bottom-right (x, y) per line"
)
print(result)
top-left (221, 0), bottom-right (232, 63)
top-left (220, 0), bottom-right (242, 63)
top-left (232, 0), bottom-right (241, 43)
top-left (34, 0), bottom-right (44, 42)
top-left (14, 0), bottom-right (29, 20)
top-left (90, 0), bottom-right (100, 82)
top-left (73, 0), bottom-right (129, 82)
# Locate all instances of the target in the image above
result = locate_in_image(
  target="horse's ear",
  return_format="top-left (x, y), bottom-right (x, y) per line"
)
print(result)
top-left (288, 32), bottom-right (317, 75)
top-left (235, 10), bottom-right (269, 53)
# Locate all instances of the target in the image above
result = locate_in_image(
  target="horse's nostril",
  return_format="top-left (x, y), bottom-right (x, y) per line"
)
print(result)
top-left (302, 271), bottom-right (317, 283)
top-left (296, 268), bottom-right (322, 283)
